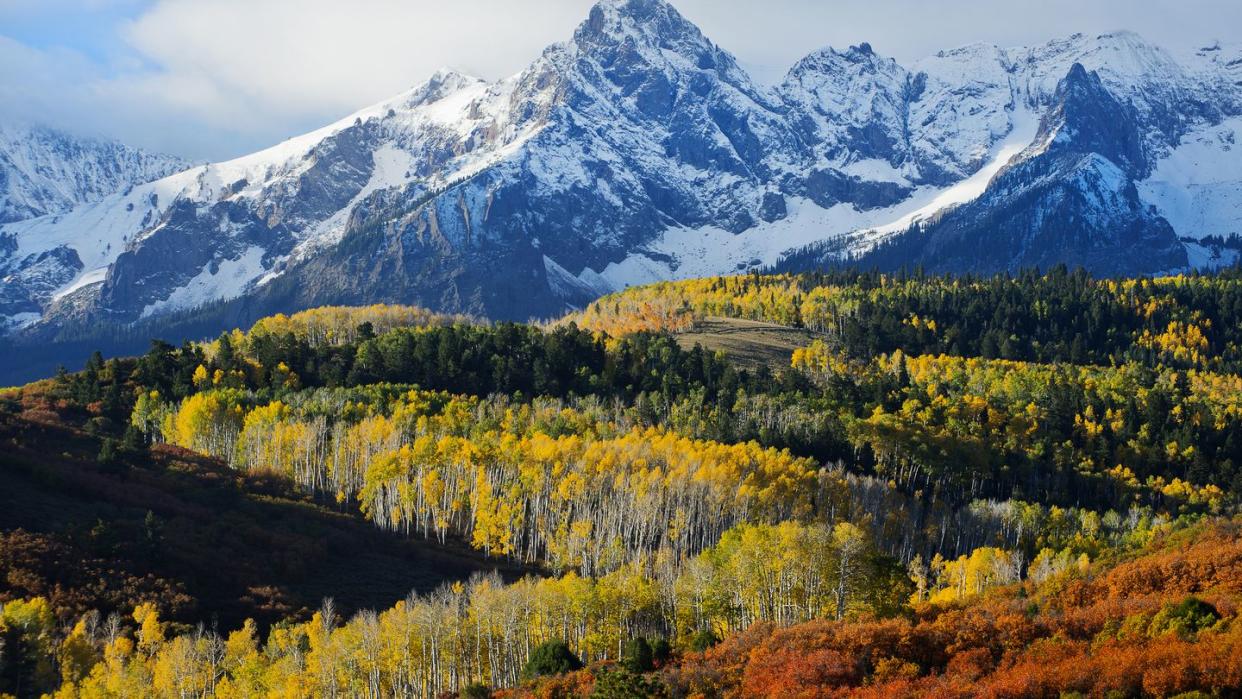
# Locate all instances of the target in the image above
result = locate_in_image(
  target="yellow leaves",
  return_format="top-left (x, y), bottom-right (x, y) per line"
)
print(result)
top-left (1105, 407), bottom-right (1126, 433)
top-left (790, 341), bottom-right (828, 374)
top-left (791, 340), bottom-right (864, 381)
top-left (58, 617), bottom-right (99, 686)
top-left (132, 602), bottom-right (164, 654)
top-left (926, 546), bottom-right (1022, 603)
top-left (220, 386), bottom-right (824, 569)
top-left (1137, 321), bottom-right (1211, 365)
top-left (67, 632), bottom-right (142, 698)
top-left (0, 597), bottom-right (59, 692)
top-left (1106, 464), bottom-right (1140, 488)
top-left (421, 469), bottom-right (445, 506)
top-left (106, 635), bottom-right (135, 663)
top-left (800, 286), bottom-right (842, 332)
top-left (224, 619), bottom-right (260, 668)
top-left (903, 314), bottom-right (937, 332)
top-left (471, 470), bottom-right (517, 556)
top-left (830, 521), bottom-right (866, 552)
top-left (832, 350), bottom-right (1241, 507)
top-left (1164, 440), bottom-right (1186, 461)
top-left (961, 394), bottom-right (988, 416)
top-left (553, 470), bottom-right (587, 503)
top-left (131, 391), bottom-right (173, 442)
top-left (1139, 473), bottom-right (1225, 511)
top-left (244, 304), bottom-right (463, 348)
top-left (0, 595), bottom-right (54, 634)
top-left (151, 635), bottom-right (215, 697)
top-left (1196, 483), bottom-right (1227, 510)
top-left (167, 390), bottom-right (246, 460)
top-left (1074, 412), bottom-right (1104, 440)
top-left (571, 273), bottom-right (828, 336)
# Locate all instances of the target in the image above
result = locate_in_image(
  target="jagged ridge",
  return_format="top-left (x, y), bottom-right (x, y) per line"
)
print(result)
top-left (1, 0), bottom-right (1240, 355)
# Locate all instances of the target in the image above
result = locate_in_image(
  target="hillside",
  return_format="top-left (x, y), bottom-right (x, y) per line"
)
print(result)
top-left (514, 516), bottom-right (1242, 697)
top-left (0, 124), bottom-right (185, 225)
top-left (0, 272), bottom-right (1239, 697)
top-left (0, 376), bottom-right (523, 634)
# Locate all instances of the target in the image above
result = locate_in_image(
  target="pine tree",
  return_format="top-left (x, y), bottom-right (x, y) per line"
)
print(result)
top-left (522, 640), bottom-right (582, 680)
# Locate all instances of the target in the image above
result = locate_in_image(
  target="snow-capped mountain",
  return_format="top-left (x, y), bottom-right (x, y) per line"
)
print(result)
top-left (0, 125), bottom-right (185, 224)
top-left (3, 0), bottom-right (1241, 356)
top-left (830, 62), bottom-right (1188, 275)
top-left (778, 32), bottom-right (1242, 274)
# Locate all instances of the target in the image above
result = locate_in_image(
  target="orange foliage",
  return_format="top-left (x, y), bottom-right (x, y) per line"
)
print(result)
top-left (652, 518), bottom-right (1242, 699)
top-left (1081, 521), bottom-right (1242, 601)
top-left (740, 647), bottom-right (859, 698)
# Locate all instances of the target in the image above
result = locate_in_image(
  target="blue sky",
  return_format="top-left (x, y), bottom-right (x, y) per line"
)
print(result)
top-left (2, 1), bottom-right (151, 60)
top-left (2, 0), bottom-right (1239, 161)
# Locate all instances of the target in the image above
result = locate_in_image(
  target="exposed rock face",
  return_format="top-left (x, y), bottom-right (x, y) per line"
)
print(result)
top-left (0, 125), bottom-right (184, 224)
top-left (840, 63), bottom-right (1188, 275)
top-left (2, 0), bottom-right (1240, 356)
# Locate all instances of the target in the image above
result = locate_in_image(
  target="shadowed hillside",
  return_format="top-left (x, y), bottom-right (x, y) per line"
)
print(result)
top-left (0, 381), bottom-right (524, 632)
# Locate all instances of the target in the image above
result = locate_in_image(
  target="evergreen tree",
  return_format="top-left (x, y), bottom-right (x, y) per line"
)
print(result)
top-left (522, 640), bottom-right (582, 680)
top-left (621, 637), bottom-right (654, 673)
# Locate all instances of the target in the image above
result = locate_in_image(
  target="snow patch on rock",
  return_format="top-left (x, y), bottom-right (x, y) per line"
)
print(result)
top-left (1138, 117), bottom-right (1242, 239)
top-left (140, 246), bottom-right (268, 318)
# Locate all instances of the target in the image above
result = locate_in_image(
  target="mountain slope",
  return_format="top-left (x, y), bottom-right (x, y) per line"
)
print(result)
top-left (0, 375), bottom-right (523, 630)
top-left (0, 124), bottom-right (185, 224)
top-left (778, 31), bottom-right (1241, 274)
top-left (846, 63), bottom-right (1188, 275)
top-left (3, 0), bottom-right (1242, 368)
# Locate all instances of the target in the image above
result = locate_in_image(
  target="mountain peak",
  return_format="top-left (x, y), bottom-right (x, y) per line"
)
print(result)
top-left (550, 0), bottom-right (761, 110)
top-left (426, 67), bottom-right (476, 84)
top-left (588, 0), bottom-right (678, 22)
top-left (580, 0), bottom-right (690, 36)
top-left (1093, 29), bottom-right (1153, 46)
top-left (384, 68), bottom-right (486, 114)
top-left (1026, 30), bottom-right (1182, 81)
top-left (790, 41), bottom-right (897, 73)
top-left (574, 0), bottom-right (723, 65)
top-left (1064, 61), bottom-right (1093, 83)
top-left (1028, 61), bottom-right (1146, 173)
top-left (421, 68), bottom-right (482, 96)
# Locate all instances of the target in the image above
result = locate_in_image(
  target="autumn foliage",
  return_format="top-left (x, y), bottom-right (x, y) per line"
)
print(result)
top-left (6, 271), bottom-right (1242, 697)
top-left (530, 519), bottom-right (1242, 698)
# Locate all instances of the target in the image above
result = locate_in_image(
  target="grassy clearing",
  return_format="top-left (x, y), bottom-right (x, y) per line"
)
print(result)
top-left (674, 316), bottom-right (820, 371)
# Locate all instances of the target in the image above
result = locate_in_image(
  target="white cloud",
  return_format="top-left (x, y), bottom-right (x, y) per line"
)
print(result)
top-left (2, 0), bottom-right (598, 158)
top-left (2, 0), bottom-right (1239, 160)
top-left (0, 34), bottom-right (262, 158)
top-left (120, 0), bottom-right (591, 115)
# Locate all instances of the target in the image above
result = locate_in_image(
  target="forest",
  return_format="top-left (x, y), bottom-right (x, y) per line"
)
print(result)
top-left (1, 270), bottom-right (1240, 697)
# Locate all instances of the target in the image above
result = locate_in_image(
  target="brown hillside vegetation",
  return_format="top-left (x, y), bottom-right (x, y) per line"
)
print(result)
top-left (515, 519), bottom-right (1242, 698)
